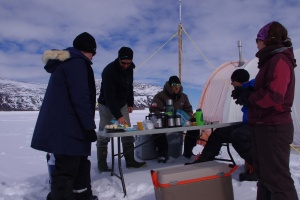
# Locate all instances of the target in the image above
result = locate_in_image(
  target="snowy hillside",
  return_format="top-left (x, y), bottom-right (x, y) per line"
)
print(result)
top-left (0, 78), bottom-right (162, 111)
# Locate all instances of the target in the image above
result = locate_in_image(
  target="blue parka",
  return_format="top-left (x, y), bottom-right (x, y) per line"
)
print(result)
top-left (31, 47), bottom-right (96, 156)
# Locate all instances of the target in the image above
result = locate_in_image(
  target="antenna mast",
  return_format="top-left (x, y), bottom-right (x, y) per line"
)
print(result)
top-left (178, 0), bottom-right (183, 81)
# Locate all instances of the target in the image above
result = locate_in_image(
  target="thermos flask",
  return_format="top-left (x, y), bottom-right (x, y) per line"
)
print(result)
top-left (195, 109), bottom-right (204, 126)
top-left (160, 112), bottom-right (167, 128)
top-left (167, 115), bottom-right (175, 127)
top-left (175, 114), bottom-right (182, 127)
top-left (165, 99), bottom-right (174, 117)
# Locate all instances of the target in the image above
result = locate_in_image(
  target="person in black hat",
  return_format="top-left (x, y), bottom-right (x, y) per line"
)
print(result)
top-left (149, 75), bottom-right (193, 163)
top-left (31, 32), bottom-right (98, 200)
top-left (97, 47), bottom-right (147, 172)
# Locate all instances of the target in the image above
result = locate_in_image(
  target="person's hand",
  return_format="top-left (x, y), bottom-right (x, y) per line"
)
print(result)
top-left (128, 107), bottom-right (133, 113)
top-left (86, 130), bottom-right (97, 142)
top-left (234, 90), bottom-right (251, 106)
top-left (117, 117), bottom-right (128, 125)
top-left (231, 86), bottom-right (247, 99)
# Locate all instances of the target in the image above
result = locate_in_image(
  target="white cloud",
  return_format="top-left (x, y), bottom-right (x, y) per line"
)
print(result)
top-left (1, 0), bottom-right (300, 108)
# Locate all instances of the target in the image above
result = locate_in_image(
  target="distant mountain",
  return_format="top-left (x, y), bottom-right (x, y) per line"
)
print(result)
top-left (0, 78), bottom-right (162, 111)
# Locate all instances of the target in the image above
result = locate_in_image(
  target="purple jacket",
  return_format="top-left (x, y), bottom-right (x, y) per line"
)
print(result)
top-left (248, 46), bottom-right (296, 125)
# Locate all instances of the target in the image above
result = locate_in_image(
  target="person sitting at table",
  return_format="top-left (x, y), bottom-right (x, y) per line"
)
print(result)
top-left (149, 75), bottom-right (193, 163)
top-left (185, 69), bottom-right (258, 182)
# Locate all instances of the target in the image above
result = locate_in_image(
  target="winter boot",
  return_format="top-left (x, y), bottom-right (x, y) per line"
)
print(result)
top-left (74, 190), bottom-right (98, 200)
top-left (157, 151), bottom-right (168, 163)
top-left (157, 156), bottom-right (168, 163)
top-left (123, 143), bottom-right (147, 168)
top-left (46, 192), bottom-right (51, 200)
top-left (184, 154), bottom-right (213, 165)
top-left (97, 147), bottom-right (111, 173)
top-left (239, 165), bottom-right (258, 182)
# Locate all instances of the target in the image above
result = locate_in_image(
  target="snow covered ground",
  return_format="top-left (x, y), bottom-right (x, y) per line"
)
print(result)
top-left (0, 111), bottom-right (299, 200)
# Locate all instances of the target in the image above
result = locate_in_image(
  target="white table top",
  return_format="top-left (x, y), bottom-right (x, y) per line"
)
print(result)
top-left (98, 121), bottom-right (243, 137)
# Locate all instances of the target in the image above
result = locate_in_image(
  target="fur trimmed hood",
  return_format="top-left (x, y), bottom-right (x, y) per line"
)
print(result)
top-left (42, 47), bottom-right (92, 73)
top-left (42, 50), bottom-right (70, 64)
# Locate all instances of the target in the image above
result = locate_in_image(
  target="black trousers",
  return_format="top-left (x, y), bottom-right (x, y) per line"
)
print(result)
top-left (153, 133), bottom-right (168, 157)
top-left (183, 130), bottom-right (200, 156)
top-left (201, 124), bottom-right (253, 165)
top-left (51, 154), bottom-right (92, 200)
top-left (252, 123), bottom-right (298, 200)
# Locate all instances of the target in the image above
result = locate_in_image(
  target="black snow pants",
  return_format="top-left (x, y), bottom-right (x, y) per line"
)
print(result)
top-left (50, 154), bottom-right (93, 200)
top-left (201, 123), bottom-right (253, 165)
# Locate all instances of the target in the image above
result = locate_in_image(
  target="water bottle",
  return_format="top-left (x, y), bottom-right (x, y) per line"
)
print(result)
top-left (195, 109), bottom-right (204, 126)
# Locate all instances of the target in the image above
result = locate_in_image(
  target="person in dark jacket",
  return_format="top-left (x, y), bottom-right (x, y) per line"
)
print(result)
top-left (186, 69), bottom-right (257, 182)
top-left (149, 75), bottom-right (193, 163)
top-left (97, 47), bottom-right (146, 172)
top-left (233, 21), bottom-right (298, 199)
top-left (31, 32), bottom-right (98, 200)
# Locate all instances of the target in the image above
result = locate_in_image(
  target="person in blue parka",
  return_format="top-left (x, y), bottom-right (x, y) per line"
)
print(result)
top-left (31, 32), bottom-right (98, 200)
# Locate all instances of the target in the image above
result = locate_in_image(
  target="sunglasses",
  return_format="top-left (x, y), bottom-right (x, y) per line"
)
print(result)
top-left (171, 83), bottom-right (181, 87)
top-left (120, 61), bottom-right (132, 66)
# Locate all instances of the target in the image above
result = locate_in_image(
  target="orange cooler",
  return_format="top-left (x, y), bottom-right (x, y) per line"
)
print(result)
top-left (151, 161), bottom-right (237, 200)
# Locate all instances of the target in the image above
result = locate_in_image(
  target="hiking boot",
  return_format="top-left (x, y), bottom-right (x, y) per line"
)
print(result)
top-left (157, 156), bottom-right (168, 163)
top-left (239, 165), bottom-right (258, 182)
top-left (123, 143), bottom-right (147, 168)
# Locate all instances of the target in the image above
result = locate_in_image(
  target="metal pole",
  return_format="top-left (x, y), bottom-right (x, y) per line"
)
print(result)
top-left (178, 24), bottom-right (182, 81)
top-left (178, 0), bottom-right (182, 80)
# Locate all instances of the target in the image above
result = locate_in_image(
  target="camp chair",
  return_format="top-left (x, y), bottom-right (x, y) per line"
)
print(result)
top-left (214, 143), bottom-right (236, 167)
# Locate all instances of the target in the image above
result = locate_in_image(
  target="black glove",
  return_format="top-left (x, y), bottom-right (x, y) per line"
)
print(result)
top-left (231, 86), bottom-right (247, 99)
top-left (235, 90), bottom-right (251, 106)
top-left (86, 130), bottom-right (97, 142)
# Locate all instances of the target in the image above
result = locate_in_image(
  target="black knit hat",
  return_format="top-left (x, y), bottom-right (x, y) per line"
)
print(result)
top-left (73, 32), bottom-right (97, 56)
top-left (231, 69), bottom-right (250, 83)
top-left (118, 47), bottom-right (133, 60)
top-left (169, 75), bottom-right (181, 86)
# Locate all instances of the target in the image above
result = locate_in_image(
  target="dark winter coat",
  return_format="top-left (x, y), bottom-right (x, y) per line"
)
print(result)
top-left (149, 81), bottom-right (193, 117)
top-left (98, 58), bottom-right (135, 119)
top-left (31, 47), bottom-right (96, 156)
top-left (248, 45), bottom-right (296, 125)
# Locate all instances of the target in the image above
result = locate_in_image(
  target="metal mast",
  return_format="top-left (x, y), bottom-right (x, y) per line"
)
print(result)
top-left (178, 0), bottom-right (183, 81)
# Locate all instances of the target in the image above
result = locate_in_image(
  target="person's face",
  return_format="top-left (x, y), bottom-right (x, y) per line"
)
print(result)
top-left (119, 59), bottom-right (132, 70)
top-left (171, 83), bottom-right (181, 94)
top-left (82, 52), bottom-right (94, 60)
top-left (231, 80), bottom-right (243, 87)
top-left (256, 39), bottom-right (266, 50)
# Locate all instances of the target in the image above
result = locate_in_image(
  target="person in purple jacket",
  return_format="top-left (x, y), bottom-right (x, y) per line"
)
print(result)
top-left (232, 21), bottom-right (298, 200)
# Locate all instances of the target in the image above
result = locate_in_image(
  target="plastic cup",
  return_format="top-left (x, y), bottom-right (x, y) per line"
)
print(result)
top-left (137, 122), bottom-right (144, 130)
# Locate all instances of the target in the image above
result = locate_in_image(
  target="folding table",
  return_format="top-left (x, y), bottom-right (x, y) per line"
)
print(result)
top-left (98, 121), bottom-right (242, 197)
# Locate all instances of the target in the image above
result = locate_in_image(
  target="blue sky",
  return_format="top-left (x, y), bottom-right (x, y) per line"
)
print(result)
top-left (1, 0), bottom-right (300, 109)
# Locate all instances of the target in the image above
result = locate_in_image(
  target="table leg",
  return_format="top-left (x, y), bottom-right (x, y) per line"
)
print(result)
top-left (111, 138), bottom-right (115, 176)
top-left (110, 137), bottom-right (127, 197)
top-left (117, 137), bottom-right (127, 197)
